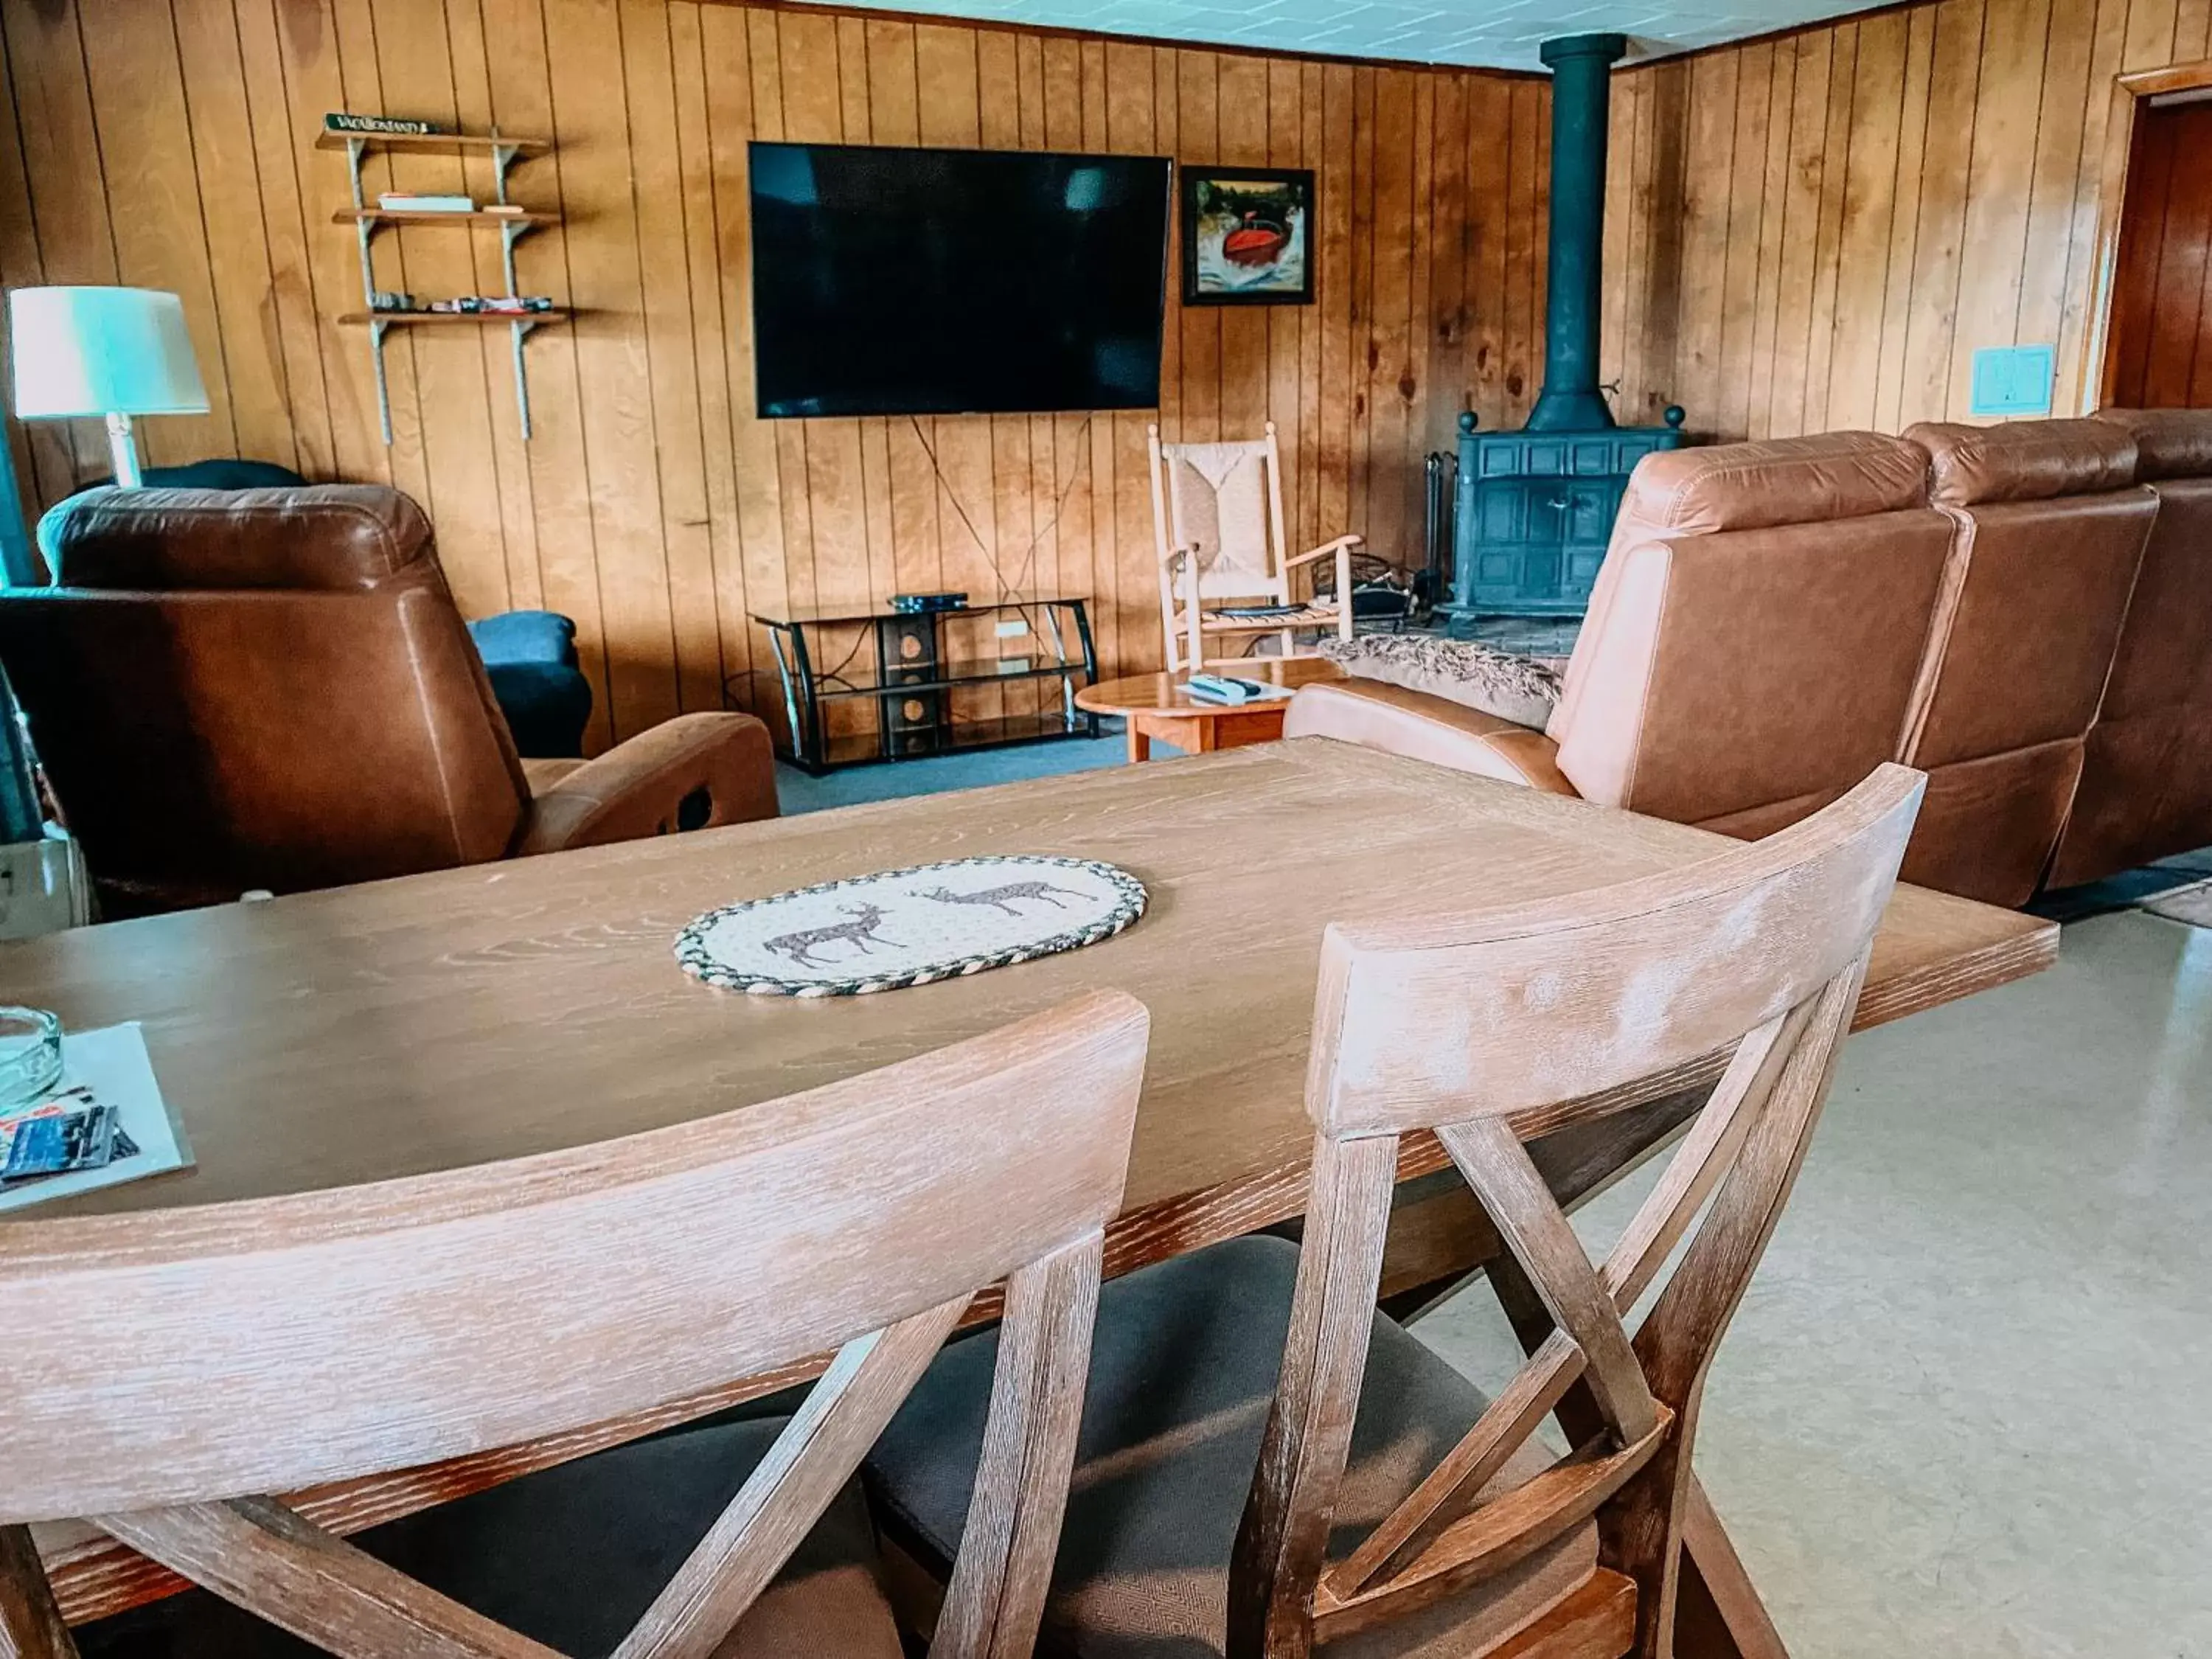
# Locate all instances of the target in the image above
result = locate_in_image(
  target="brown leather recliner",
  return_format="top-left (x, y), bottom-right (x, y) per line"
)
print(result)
top-left (1287, 432), bottom-right (1957, 835)
top-left (0, 487), bottom-right (778, 916)
top-left (1896, 421), bottom-right (2155, 905)
top-left (2047, 408), bottom-right (2212, 887)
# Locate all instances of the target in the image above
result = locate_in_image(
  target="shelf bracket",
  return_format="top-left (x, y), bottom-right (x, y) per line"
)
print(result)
top-left (491, 141), bottom-right (524, 205)
top-left (367, 318), bottom-right (394, 445)
top-left (342, 136), bottom-right (368, 208)
top-left (510, 319), bottom-right (540, 441)
top-left (498, 218), bottom-right (544, 296)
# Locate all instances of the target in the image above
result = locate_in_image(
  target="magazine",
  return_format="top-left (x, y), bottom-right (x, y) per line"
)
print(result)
top-left (0, 1023), bottom-right (193, 1214)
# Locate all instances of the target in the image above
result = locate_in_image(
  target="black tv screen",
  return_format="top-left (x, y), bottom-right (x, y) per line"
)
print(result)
top-left (748, 142), bottom-right (1170, 419)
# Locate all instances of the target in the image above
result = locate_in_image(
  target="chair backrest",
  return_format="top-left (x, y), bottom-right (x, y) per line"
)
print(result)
top-left (2051, 408), bottom-right (2212, 886)
top-left (1896, 420), bottom-right (2154, 905)
top-left (1147, 424), bottom-right (1291, 601)
top-left (1546, 434), bottom-right (1952, 839)
top-left (0, 486), bottom-right (529, 915)
top-left (0, 990), bottom-right (1148, 1659)
top-left (1229, 767), bottom-right (1922, 1657)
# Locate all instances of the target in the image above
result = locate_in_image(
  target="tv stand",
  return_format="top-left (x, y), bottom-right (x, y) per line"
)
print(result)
top-left (741, 597), bottom-right (1099, 774)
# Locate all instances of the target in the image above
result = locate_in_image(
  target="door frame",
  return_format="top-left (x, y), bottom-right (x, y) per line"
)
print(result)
top-left (2081, 58), bottom-right (2212, 411)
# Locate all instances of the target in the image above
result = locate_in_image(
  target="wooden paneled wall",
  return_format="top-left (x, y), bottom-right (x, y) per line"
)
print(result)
top-left (1601, 0), bottom-right (2208, 441)
top-left (0, 0), bottom-right (1550, 747)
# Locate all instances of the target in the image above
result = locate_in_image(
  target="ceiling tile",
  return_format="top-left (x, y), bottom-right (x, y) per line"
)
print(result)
top-left (787, 0), bottom-right (1895, 69)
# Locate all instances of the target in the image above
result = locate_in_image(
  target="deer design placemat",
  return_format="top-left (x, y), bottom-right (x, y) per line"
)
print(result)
top-left (675, 855), bottom-right (1148, 996)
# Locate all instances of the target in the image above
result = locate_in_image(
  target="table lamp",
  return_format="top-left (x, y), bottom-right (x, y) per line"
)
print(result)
top-left (7, 287), bottom-right (208, 489)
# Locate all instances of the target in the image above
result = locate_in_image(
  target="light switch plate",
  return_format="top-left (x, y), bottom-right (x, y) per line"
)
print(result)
top-left (1970, 344), bottom-right (2056, 417)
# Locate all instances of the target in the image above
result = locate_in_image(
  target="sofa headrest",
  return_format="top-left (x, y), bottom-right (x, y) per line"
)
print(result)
top-left (41, 485), bottom-right (434, 592)
top-left (1905, 419), bottom-right (2138, 506)
top-left (2093, 407), bottom-right (2212, 481)
top-left (1614, 432), bottom-right (1930, 536)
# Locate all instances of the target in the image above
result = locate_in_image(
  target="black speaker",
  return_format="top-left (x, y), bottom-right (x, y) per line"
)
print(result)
top-left (875, 613), bottom-right (950, 759)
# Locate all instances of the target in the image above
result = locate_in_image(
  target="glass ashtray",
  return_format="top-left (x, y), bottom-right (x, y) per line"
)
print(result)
top-left (0, 1007), bottom-right (63, 1109)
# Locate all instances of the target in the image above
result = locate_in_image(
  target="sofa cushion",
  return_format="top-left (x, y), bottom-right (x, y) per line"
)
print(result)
top-left (1318, 634), bottom-right (1564, 728)
top-left (1612, 431), bottom-right (1929, 536)
top-left (1906, 420), bottom-right (2138, 506)
top-left (2093, 406), bottom-right (2212, 480)
top-left (42, 485), bottom-right (437, 592)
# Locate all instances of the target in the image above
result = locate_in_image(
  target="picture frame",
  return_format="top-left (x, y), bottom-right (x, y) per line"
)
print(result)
top-left (1180, 165), bottom-right (1316, 306)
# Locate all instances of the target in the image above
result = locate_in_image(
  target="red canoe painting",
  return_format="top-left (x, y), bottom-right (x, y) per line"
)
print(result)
top-left (1186, 170), bottom-right (1314, 304)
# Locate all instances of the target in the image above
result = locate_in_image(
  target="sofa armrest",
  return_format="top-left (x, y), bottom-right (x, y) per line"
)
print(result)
top-left (1283, 679), bottom-right (1579, 794)
top-left (517, 712), bottom-right (778, 855)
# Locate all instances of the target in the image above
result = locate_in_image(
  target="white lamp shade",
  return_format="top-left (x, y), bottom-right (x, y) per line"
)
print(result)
top-left (8, 286), bottom-right (209, 420)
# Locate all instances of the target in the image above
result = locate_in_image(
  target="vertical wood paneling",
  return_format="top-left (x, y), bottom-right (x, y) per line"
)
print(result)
top-left (1607, 0), bottom-right (2199, 440)
top-left (1, 0), bottom-right (1551, 740)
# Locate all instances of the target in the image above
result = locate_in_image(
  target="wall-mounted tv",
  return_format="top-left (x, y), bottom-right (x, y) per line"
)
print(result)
top-left (748, 142), bottom-right (1171, 420)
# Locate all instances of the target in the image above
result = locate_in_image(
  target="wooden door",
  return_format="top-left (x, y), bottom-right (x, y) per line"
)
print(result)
top-left (2109, 101), bottom-right (2212, 408)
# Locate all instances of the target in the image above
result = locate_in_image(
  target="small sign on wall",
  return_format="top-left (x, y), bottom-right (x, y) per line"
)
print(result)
top-left (1970, 344), bottom-right (2056, 417)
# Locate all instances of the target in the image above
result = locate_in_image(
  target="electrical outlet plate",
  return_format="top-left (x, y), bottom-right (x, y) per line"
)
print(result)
top-left (1969, 344), bottom-right (2056, 417)
top-left (995, 617), bottom-right (1030, 639)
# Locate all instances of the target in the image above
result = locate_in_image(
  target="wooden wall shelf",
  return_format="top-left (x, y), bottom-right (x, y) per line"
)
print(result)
top-left (316, 130), bottom-right (550, 158)
top-left (334, 208), bottom-right (559, 229)
top-left (338, 310), bottom-right (573, 326)
top-left (325, 119), bottom-right (569, 442)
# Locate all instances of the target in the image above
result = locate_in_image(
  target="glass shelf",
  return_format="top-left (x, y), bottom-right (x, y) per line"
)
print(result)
top-left (750, 596), bottom-right (1088, 628)
top-left (815, 712), bottom-right (1094, 768)
top-left (814, 656), bottom-right (1088, 699)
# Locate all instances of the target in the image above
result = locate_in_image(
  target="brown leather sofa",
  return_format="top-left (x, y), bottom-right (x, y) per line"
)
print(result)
top-left (1287, 431), bottom-right (1958, 834)
top-left (1289, 419), bottom-right (2206, 907)
top-left (0, 486), bottom-right (778, 917)
top-left (2049, 408), bottom-right (2212, 888)
top-left (1893, 420), bottom-right (2154, 904)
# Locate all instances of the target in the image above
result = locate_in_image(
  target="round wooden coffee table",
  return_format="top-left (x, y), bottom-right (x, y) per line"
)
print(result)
top-left (1075, 657), bottom-right (1346, 762)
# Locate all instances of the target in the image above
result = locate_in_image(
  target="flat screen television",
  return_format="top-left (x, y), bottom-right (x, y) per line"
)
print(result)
top-left (748, 142), bottom-right (1170, 419)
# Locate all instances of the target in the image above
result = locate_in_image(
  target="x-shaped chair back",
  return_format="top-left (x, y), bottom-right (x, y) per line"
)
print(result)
top-left (1231, 766), bottom-right (1924, 1659)
top-left (0, 992), bottom-right (1150, 1659)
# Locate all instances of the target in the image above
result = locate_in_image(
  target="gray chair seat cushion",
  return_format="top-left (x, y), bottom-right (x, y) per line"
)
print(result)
top-left (75, 1418), bottom-right (904, 1659)
top-left (866, 1235), bottom-right (1596, 1658)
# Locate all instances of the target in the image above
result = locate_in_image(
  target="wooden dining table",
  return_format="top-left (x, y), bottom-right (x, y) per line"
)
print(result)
top-left (1, 737), bottom-right (2056, 1655)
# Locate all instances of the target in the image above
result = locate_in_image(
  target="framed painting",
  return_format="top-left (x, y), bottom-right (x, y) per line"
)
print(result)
top-left (1180, 166), bottom-right (1315, 306)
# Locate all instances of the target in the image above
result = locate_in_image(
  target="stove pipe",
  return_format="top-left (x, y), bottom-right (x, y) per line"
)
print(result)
top-left (1526, 32), bottom-right (1629, 433)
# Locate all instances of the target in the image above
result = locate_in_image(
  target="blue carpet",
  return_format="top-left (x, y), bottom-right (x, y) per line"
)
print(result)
top-left (776, 726), bottom-right (1130, 815)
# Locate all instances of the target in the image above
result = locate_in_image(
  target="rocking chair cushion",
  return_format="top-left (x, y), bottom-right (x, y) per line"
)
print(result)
top-left (864, 1235), bottom-right (1597, 1658)
top-left (1319, 635), bottom-right (1565, 729)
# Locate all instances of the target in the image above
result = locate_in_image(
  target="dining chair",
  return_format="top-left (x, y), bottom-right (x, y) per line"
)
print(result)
top-left (866, 766), bottom-right (1924, 1658)
top-left (0, 990), bottom-right (1150, 1659)
top-left (1147, 421), bottom-right (1359, 673)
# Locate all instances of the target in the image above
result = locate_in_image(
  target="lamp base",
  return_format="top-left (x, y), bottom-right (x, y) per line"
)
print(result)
top-left (104, 411), bottom-right (142, 490)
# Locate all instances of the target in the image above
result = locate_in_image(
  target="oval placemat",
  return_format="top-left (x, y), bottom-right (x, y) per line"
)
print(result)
top-left (675, 855), bottom-right (1147, 996)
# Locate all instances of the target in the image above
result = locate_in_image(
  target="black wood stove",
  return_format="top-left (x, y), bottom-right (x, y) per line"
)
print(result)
top-left (1441, 34), bottom-right (1688, 627)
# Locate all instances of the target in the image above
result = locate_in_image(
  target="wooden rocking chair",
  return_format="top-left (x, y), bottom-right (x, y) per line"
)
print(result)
top-left (1148, 422), bottom-right (1360, 673)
